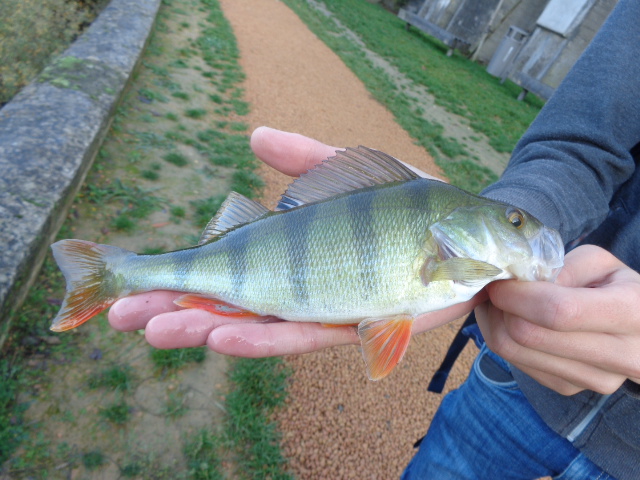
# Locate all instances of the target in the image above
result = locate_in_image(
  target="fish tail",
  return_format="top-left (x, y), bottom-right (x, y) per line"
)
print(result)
top-left (50, 239), bottom-right (132, 332)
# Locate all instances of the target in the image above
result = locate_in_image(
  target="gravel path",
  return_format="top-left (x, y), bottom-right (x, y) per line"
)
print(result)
top-left (219, 1), bottom-right (479, 478)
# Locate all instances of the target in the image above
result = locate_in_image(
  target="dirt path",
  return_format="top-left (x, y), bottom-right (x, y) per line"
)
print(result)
top-left (219, 1), bottom-right (478, 478)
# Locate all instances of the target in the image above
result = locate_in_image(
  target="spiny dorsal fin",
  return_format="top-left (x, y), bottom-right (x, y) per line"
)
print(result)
top-left (276, 146), bottom-right (419, 211)
top-left (198, 192), bottom-right (269, 245)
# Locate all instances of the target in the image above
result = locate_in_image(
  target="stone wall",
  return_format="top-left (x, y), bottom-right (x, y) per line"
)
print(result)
top-left (0, 0), bottom-right (162, 346)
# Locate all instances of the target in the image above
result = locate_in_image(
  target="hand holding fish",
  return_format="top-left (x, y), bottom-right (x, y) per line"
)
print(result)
top-left (53, 127), bottom-right (563, 380)
top-left (477, 244), bottom-right (640, 395)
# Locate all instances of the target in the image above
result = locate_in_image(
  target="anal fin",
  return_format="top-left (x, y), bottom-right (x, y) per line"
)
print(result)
top-left (357, 315), bottom-right (414, 381)
top-left (174, 294), bottom-right (260, 317)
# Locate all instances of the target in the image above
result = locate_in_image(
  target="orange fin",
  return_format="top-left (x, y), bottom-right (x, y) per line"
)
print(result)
top-left (50, 240), bottom-right (132, 332)
top-left (174, 294), bottom-right (259, 317)
top-left (357, 315), bottom-right (414, 381)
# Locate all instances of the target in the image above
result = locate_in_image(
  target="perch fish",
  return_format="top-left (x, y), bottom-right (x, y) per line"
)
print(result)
top-left (50, 147), bottom-right (564, 380)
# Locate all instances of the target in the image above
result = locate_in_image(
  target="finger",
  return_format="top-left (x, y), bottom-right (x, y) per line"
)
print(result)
top-left (511, 359), bottom-right (626, 396)
top-left (144, 309), bottom-right (276, 349)
top-left (477, 302), bottom-right (627, 394)
top-left (109, 291), bottom-right (183, 331)
top-left (509, 362), bottom-right (585, 396)
top-left (556, 244), bottom-right (628, 288)
top-left (145, 309), bottom-right (220, 348)
top-left (207, 321), bottom-right (359, 357)
top-left (487, 276), bottom-right (638, 333)
top-left (250, 126), bottom-right (340, 177)
top-left (502, 314), bottom-right (640, 378)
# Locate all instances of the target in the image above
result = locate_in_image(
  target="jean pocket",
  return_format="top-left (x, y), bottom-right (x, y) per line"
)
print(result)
top-left (473, 346), bottom-right (519, 390)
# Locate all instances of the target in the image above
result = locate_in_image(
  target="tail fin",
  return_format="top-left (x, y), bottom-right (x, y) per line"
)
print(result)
top-left (50, 239), bottom-right (132, 332)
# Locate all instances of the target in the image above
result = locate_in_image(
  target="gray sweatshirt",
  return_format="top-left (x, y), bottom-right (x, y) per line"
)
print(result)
top-left (482, 0), bottom-right (640, 478)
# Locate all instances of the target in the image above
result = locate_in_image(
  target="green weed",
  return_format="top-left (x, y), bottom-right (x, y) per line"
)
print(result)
top-left (150, 347), bottom-right (207, 371)
top-left (165, 390), bottom-right (188, 419)
top-left (99, 400), bottom-right (131, 425)
top-left (183, 429), bottom-right (224, 480)
top-left (82, 450), bottom-right (106, 470)
top-left (163, 151), bottom-right (189, 166)
top-left (141, 169), bottom-right (160, 180)
top-left (0, 360), bottom-right (24, 465)
top-left (170, 205), bottom-right (186, 218)
top-left (185, 108), bottom-right (208, 119)
top-left (171, 91), bottom-right (190, 100)
top-left (87, 365), bottom-right (135, 393)
top-left (139, 87), bottom-right (169, 103)
top-left (231, 170), bottom-right (265, 199)
top-left (111, 215), bottom-right (135, 232)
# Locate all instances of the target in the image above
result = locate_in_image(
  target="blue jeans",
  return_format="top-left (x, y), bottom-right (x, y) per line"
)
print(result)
top-left (401, 343), bottom-right (616, 480)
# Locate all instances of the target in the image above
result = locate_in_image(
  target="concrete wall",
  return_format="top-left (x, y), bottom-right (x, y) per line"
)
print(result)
top-left (475, 0), bottom-right (548, 63)
top-left (541, 0), bottom-right (615, 88)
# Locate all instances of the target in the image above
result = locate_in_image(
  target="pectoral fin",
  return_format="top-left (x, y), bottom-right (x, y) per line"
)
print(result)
top-left (357, 315), bottom-right (413, 381)
top-left (422, 258), bottom-right (502, 287)
top-left (174, 294), bottom-right (260, 317)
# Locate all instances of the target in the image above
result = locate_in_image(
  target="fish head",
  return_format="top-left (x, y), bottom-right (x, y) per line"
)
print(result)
top-left (429, 203), bottom-right (564, 283)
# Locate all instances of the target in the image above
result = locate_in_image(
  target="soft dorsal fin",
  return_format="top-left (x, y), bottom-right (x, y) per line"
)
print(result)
top-left (276, 146), bottom-right (419, 211)
top-left (198, 191), bottom-right (269, 245)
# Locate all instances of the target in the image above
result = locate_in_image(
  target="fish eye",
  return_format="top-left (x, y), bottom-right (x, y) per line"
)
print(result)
top-left (507, 208), bottom-right (525, 229)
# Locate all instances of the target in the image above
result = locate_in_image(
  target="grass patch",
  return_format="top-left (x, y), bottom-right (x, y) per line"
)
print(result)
top-left (0, 360), bottom-right (24, 465)
top-left (99, 400), bottom-right (131, 425)
top-left (225, 357), bottom-right (292, 479)
top-left (183, 429), bottom-right (224, 480)
top-left (150, 347), bottom-right (207, 371)
top-left (163, 151), bottom-right (189, 167)
top-left (139, 87), bottom-right (169, 103)
top-left (185, 108), bottom-right (208, 119)
top-left (82, 450), bottom-right (106, 470)
top-left (171, 91), bottom-right (190, 100)
top-left (141, 168), bottom-right (160, 180)
top-left (87, 365), bottom-right (135, 393)
top-left (231, 170), bottom-right (265, 198)
top-left (170, 205), bottom-right (187, 218)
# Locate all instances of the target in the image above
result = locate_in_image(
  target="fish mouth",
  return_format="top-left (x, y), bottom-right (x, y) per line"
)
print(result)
top-left (508, 227), bottom-right (564, 282)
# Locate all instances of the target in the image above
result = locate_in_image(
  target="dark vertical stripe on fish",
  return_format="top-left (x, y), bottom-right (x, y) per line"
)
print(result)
top-left (347, 190), bottom-right (378, 302)
top-left (285, 206), bottom-right (314, 309)
top-left (227, 228), bottom-right (250, 300)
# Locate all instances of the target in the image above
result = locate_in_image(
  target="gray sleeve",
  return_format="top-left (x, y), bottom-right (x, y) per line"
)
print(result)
top-left (481, 0), bottom-right (640, 244)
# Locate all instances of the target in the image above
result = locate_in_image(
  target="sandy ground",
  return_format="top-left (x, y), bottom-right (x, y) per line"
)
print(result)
top-left (219, 1), bottom-right (479, 478)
